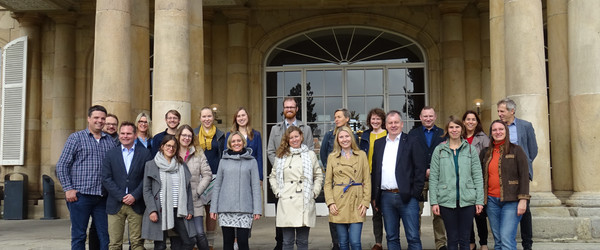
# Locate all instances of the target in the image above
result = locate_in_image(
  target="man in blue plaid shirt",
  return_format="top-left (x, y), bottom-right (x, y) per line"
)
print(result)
top-left (57, 105), bottom-right (117, 250)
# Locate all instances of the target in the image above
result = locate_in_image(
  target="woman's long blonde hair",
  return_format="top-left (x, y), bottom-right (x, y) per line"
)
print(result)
top-left (331, 126), bottom-right (359, 157)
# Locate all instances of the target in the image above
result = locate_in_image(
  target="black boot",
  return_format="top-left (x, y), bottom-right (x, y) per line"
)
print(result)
top-left (196, 233), bottom-right (210, 250)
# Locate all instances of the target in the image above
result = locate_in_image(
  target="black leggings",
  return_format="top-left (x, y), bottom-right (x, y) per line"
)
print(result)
top-left (222, 227), bottom-right (250, 250)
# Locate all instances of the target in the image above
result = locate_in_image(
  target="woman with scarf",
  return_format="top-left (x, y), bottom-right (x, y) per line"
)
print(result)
top-left (324, 126), bottom-right (371, 250)
top-left (177, 125), bottom-right (212, 250)
top-left (269, 126), bottom-right (324, 250)
top-left (225, 107), bottom-right (264, 182)
top-left (209, 132), bottom-right (262, 250)
top-left (194, 106), bottom-right (225, 247)
top-left (142, 135), bottom-right (195, 250)
top-left (480, 120), bottom-right (530, 250)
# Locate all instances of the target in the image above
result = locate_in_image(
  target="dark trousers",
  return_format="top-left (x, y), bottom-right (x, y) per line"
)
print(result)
top-left (154, 212), bottom-right (195, 250)
top-left (470, 205), bottom-right (488, 246)
top-left (89, 220), bottom-right (100, 250)
top-left (440, 205), bottom-right (475, 250)
top-left (329, 222), bottom-right (339, 245)
top-left (223, 227), bottom-right (250, 250)
top-left (520, 200), bottom-right (533, 249)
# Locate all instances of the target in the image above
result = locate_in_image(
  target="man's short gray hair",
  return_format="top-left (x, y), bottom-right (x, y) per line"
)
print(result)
top-left (497, 98), bottom-right (517, 112)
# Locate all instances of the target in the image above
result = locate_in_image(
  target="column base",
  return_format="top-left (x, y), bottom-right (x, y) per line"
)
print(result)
top-left (566, 192), bottom-right (600, 207)
top-left (530, 191), bottom-right (562, 207)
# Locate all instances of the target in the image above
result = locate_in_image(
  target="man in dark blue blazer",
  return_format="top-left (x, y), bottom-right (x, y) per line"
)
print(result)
top-left (408, 106), bottom-right (447, 250)
top-left (498, 98), bottom-right (538, 250)
top-left (102, 122), bottom-right (152, 250)
top-left (371, 110), bottom-right (426, 250)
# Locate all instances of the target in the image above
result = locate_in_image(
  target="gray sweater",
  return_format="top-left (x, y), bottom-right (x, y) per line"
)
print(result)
top-left (210, 149), bottom-right (262, 215)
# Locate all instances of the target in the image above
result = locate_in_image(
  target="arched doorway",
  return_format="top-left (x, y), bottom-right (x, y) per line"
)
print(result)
top-left (263, 26), bottom-right (428, 215)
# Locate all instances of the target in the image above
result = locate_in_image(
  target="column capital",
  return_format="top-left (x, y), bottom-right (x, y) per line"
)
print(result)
top-left (48, 12), bottom-right (78, 24)
top-left (438, 0), bottom-right (468, 14)
top-left (11, 12), bottom-right (45, 26)
top-left (222, 8), bottom-right (250, 23)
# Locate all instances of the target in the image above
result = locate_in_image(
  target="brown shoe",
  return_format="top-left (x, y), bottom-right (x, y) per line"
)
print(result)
top-left (372, 244), bottom-right (383, 250)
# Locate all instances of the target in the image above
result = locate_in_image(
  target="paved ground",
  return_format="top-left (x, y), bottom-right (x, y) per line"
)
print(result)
top-left (0, 216), bottom-right (599, 249)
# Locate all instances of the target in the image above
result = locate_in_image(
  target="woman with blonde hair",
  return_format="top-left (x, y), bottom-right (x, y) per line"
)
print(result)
top-left (135, 112), bottom-right (152, 150)
top-left (210, 132), bottom-right (262, 250)
top-left (176, 125), bottom-right (212, 250)
top-left (324, 126), bottom-right (371, 250)
top-left (269, 126), bottom-right (323, 250)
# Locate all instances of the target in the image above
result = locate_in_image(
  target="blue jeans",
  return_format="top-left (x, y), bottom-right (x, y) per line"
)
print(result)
top-left (486, 196), bottom-right (522, 250)
top-left (282, 227), bottom-right (310, 250)
top-left (380, 192), bottom-right (422, 250)
top-left (336, 223), bottom-right (363, 250)
top-left (66, 193), bottom-right (109, 250)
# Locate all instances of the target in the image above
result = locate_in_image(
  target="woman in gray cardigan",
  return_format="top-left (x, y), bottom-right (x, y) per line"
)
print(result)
top-left (142, 135), bottom-right (196, 250)
top-left (210, 132), bottom-right (262, 250)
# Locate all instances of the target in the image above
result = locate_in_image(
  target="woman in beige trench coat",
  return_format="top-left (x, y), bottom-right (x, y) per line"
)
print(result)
top-left (324, 126), bottom-right (371, 250)
top-left (269, 126), bottom-right (324, 250)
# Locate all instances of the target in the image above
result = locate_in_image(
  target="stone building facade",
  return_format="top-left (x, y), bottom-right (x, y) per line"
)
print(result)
top-left (0, 0), bottom-right (598, 241)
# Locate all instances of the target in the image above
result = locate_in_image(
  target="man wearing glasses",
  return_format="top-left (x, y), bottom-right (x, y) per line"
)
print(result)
top-left (151, 110), bottom-right (181, 157)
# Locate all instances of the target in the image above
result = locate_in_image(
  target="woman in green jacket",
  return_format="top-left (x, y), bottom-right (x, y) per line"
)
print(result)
top-left (429, 117), bottom-right (484, 250)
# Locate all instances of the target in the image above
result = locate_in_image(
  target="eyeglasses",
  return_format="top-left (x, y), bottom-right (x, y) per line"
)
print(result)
top-left (163, 144), bottom-right (176, 149)
top-left (181, 134), bottom-right (193, 139)
top-left (283, 106), bottom-right (297, 110)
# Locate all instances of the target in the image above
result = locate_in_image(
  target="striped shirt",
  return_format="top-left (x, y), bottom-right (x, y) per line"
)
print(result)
top-left (56, 128), bottom-right (117, 196)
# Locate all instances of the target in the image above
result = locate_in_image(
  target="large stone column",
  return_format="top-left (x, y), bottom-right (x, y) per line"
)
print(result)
top-left (131, 0), bottom-right (150, 117)
top-left (50, 14), bottom-right (77, 168)
top-left (504, 0), bottom-right (560, 206)
top-left (202, 10), bottom-right (214, 115)
top-left (547, 0), bottom-right (572, 201)
top-left (152, 0), bottom-right (191, 132)
top-left (462, 4), bottom-right (481, 116)
top-left (223, 9), bottom-right (249, 125)
top-left (478, 2), bottom-right (491, 128)
top-left (566, 0), bottom-right (600, 207)
top-left (489, 0), bottom-right (505, 121)
top-left (439, 1), bottom-right (467, 118)
top-left (189, 0), bottom-right (204, 129)
top-left (92, 0), bottom-right (132, 121)
top-left (12, 13), bottom-right (43, 196)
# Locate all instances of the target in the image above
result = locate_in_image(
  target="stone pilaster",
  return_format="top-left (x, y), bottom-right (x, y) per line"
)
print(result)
top-left (489, 0), bottom-right (505, 121)
top-left (504, 0), bottom-right (560, 206)
top-left (477, 2), bottom-right (491, 128)
top-left (11, 12), bottom-right (44, 197)
top-left (211, 12), bottom-right (227, 127)
top-left (439, 1), bottom-right (467, 118)
top-left (223, 9), bottom-right (250, 125)
top-left (566, 0), bottom-right (600, 207)
top-left (202, 9), bottom-right (214, 118)
top-left (189, 0), bottom-right (204, 129)
top-left (462, 4), bottom-right (481, 117)
top-left (152, 0), bottom-right (191, 131)
top-left (547, 0), bottom-right (572, 202)
top-left (92, 0), bottom-right (132, 122)
top-left (49, 13), bottom-right (77, 170)
top-left (131, 0), bottom-right (150, 117)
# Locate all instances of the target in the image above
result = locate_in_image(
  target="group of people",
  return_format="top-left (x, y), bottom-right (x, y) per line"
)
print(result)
top-left (57, 96), bottom-right (536, 250)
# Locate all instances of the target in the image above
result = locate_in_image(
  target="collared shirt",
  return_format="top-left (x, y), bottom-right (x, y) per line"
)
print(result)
top-left (381, 133), bottom-right (402, 190)
top-left (56, 128), bottom-right (117, 196)
top-left (121, 144), bottom-right (135, 193)
top-left (423, 126), bottom-right (434, 148)
top-left (508, 119), bottom-right (518, 144)
top-left (284, 119), bottom-right (298, 128)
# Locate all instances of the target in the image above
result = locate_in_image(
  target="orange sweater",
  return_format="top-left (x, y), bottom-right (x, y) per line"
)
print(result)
top-left (487, 141), bottom-right (504, 198)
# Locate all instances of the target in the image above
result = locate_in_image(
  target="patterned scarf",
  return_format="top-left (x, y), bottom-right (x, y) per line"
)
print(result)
top-left (154, 152), bottom-right (188, 230)
top-left (198, 125), bottom-right (216, 150)
top-left (275, 144), bottom-right (313, 210)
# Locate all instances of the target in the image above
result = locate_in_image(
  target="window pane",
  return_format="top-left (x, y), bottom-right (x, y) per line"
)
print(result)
top-left (284, 71), bottom-right (301, 96)
top-left (365, 69), bottom-right (383, 95)
top-left (389, 95), bottom-right (408, 120)
top-left (366, 96), bottom-right (384, 111)
top-left (266, 72), bottom-right (279, 97)
top-left (348, 96), bottom-right (365, 118)
top-left (406, 68), bottom-right (424, 93)
top-left (406, 94), bottom-right (425, 121)
top-left (388, 68), bottom-right (407, 94)
top-left (324, 97), bottom-right (342, 122)
top-left (307, 70), bottom-right (323, 94)
top-left (324, 70), bottom-right (342, 96)
top-left (266, 97), bottom-right (283, 123)
top-left (347, 69), bottom-right (364, 95)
